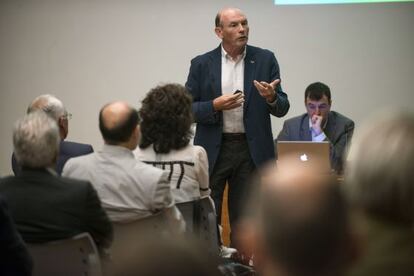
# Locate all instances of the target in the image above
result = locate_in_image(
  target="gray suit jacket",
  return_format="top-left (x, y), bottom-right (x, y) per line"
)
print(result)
top-left (62, 145), bottom-right (174, 223)
top-left (277, 111), bottom-right (354, 173)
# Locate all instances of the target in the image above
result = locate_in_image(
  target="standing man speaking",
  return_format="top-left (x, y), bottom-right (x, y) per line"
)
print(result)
top-left (185, 7), bottom-right (289, 244)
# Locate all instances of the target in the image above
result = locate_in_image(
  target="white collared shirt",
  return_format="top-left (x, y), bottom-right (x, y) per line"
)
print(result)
top-left (221, 45), bottom-right (246, 133)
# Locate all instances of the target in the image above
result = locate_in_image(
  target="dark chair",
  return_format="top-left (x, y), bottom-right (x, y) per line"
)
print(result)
top-left (177, 198), bottom-right (219, 256)
top-left (110, 209), bottom-right (174, 267)
top-left (27, 232), bottom-right (102, 276)
top-left (176, 200), bottom-right (201, 234)
top-left (198, 197), bottom-right (220, 256)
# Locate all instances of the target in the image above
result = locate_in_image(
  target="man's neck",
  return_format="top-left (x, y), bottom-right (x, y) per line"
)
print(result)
top-left (222, 44), bottom-right (245, 60)
top-left (104, 141), bottom-right (135, 151)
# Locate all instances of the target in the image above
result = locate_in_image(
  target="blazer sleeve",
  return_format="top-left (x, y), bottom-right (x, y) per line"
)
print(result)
top-left (267, 52), bottom-right (290, 118)
top-left (277, 120), bottom-right (292, 141)
top-left (330, 120), bottom-right (355, 173)
top-left (185, 57), bottom-right (219, 125)
top-left (150, 171), bottom-right (175, 211)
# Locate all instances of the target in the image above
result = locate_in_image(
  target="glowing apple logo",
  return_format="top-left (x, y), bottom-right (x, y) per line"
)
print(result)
top-left (300, 154), bottom-right (308, 162)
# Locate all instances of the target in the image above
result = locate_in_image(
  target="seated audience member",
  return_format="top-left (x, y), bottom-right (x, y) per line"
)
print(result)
top-left (134, 84), bottom-right (236, 258)
top-left (344, 111), bottom-right (414, 276)
top-left (238, 157), bottom-right (351, 276)
top-left (0, 195), bottom-right (32, 276)
top-left (63, 101), bottom-right (180, 224)
top-left (0, 111), bottom-right (113, 252)
top-left (277, 82), bottom-right (354, 174)
top-left (11, 94), bottom-right (93, 175)
top-left (134, 83), bottom-right (211, 203)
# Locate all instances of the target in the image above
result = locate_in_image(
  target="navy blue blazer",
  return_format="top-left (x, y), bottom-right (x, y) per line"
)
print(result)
top-left (277, 111), bottom-right (355, 173)
top-left (186, 45), bottom-right (290, 173)
top-left (12, 140), bottom-right (93, 175)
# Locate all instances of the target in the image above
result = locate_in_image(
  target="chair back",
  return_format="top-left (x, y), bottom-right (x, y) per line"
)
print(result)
top-left (198, 197), bottom-right (220, 256)
top-left (110, 210), bottom-right (170, 266)
top-left (176, 200), bottom-right (201, 234)
top-left (176, 198), bottom-right (219, 256)
top-left (28, 232), bottom-right (102, 276)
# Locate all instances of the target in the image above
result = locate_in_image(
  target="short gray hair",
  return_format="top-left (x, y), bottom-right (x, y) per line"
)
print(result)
top-left (27, 94), bottom-right (66, 121)
top-left (345, 110), bottom-right (414, 224)
top-left (13, 111), bottom-right (60, 169)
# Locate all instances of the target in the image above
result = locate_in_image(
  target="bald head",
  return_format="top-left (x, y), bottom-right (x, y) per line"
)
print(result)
top-left (253, 157), bottom-right (349, 276)
top-left (215, 7), bottom-right (245, 27)
top-left (99, 101), bottom-right (139, 148)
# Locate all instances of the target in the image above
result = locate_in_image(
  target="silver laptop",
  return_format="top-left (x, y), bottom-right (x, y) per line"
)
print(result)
top-left (276, 141), bottom-right (331, 173)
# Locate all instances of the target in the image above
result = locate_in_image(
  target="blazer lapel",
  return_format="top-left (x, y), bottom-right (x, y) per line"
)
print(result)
top-left (209, 46), bottom-right (222, 98)
top-left (244, 45), bottom-right (256, 112)
top-left (300, 115), bottom-right (312, 140)
top-left (324, 112), bottom-right (336, 142)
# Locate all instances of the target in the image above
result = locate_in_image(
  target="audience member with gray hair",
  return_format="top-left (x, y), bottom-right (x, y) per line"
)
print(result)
top-left (13, 110), bottom-right (60, 169)
top-left (0, 111), bottom-right (113, 252)
top-left (344, 110), bottom-right (414, 276)
top-left (11, 94), bottom-right (93, 175)
top-left (238, 157), bottom-right (351, 276)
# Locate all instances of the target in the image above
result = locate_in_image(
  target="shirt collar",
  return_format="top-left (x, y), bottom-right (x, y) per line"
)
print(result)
top-left (221, 44), bottom-right (246, 62)
top-left (101, 144), bottom-right (134, 157)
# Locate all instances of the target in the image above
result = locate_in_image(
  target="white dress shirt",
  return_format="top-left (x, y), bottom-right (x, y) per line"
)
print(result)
top-left (221, 45), bottom-right (246, 133)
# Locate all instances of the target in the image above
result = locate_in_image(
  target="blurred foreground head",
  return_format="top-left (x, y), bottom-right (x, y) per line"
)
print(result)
top-left (241, 157), bottom-right (350, 276)
top-left (108, 232), bottom-right (221, 276)
top-left (345, 110), bottom-right (414, 224)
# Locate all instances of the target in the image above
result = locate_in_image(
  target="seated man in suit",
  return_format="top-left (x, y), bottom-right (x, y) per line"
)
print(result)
top-left (12, 94), bottom-right (93, 175)
top-left (0, 195), bottom-right (33, 276)
top-left (62, 101), bottom-right (182, 226)
top-left (277, 82), bottom-right (354, 174)
top-left (0, 111), bottom-right (113, 252)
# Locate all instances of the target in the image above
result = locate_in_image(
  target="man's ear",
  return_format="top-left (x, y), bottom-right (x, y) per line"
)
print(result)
top-left (58, 116), bottom-right (64, 128)
top-left (58, 117), bottom-right (68, 140)
top-left (215, 27), bottom-right (223, 39)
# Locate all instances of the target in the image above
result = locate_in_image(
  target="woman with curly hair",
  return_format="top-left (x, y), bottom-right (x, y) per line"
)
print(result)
top-left (134, 83), bottom-right (211, 203)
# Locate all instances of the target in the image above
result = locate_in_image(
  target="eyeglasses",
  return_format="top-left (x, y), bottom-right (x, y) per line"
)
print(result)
top-left (62, 112), bottom-right (72, 120)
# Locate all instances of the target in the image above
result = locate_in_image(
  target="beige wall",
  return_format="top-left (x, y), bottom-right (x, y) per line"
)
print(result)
top-left (1, 0), bottom-right (413, 175)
